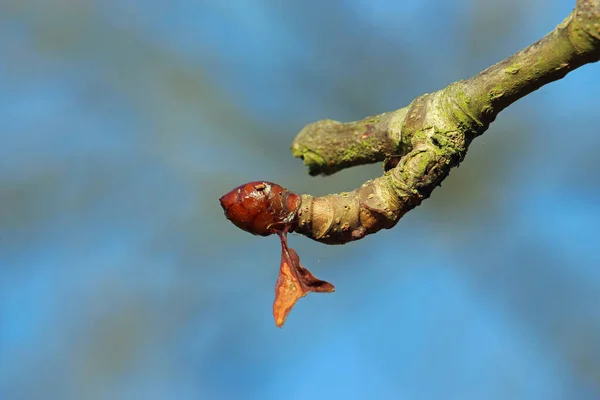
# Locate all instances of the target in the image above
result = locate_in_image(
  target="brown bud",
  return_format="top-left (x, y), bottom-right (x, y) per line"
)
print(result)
top-left (219, 181), bottom-right (301, 236)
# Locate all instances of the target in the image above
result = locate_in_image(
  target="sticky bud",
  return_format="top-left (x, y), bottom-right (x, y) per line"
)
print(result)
top-left (219, 181), bottom-right (301, 236)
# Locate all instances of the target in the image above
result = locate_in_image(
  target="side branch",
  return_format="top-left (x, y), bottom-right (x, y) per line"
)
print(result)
top-left (291, 1), bottom-right (600, 245)
top-left (290, 110), bottom-right (407, 176)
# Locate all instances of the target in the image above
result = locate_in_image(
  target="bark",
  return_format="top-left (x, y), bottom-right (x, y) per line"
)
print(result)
top-left (291, 0), bottom-right (600, 244)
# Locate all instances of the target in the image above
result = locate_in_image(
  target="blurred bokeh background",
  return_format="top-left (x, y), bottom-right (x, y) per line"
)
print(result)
top-left (1, 0), bottom-right (599, 399)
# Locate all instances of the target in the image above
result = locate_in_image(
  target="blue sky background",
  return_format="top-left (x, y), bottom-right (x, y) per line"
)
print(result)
top-left (1, 1), bottom-right (599, 399)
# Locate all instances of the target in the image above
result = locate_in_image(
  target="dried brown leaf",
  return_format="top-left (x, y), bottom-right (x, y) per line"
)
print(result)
top-left (273, 234), bottom-right (334, 327)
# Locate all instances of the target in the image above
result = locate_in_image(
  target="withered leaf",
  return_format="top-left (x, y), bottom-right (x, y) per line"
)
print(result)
top-left (273, 234), bottom-right (334, 328)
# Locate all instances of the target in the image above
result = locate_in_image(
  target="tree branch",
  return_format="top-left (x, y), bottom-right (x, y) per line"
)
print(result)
top-left (291, 0), bottom-right (600, 245)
